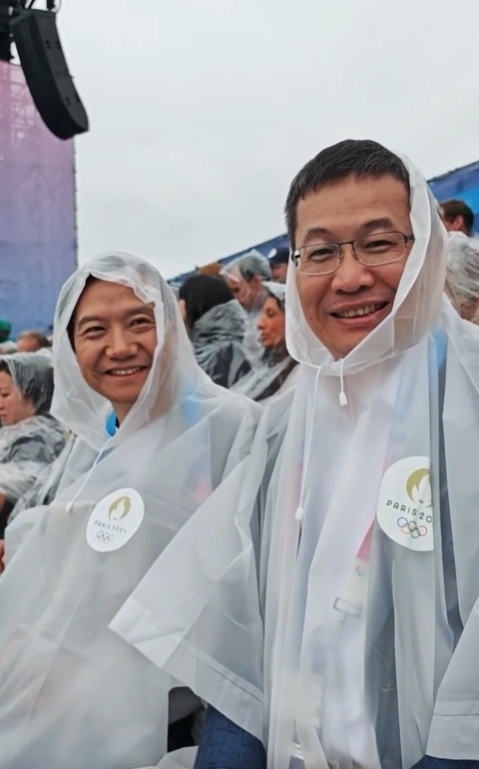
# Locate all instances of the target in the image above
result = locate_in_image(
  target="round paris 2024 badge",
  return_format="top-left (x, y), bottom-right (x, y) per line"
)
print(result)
top-left (86, 488), bottom-right (145, 553)
top-left (376, 456), bottom-right (433, 552)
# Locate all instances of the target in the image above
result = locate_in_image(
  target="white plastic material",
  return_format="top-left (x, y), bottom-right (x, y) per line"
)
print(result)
top-left (0, 352), bottom-right (65, 505)
top-left (261, 154), bottom-right (479, 768)
top-left (190, 299), bottom-right (251, 388)
top-left (231, 346), bottom-right (297, 403)
top-left (0, 253), bottom-right (264, 769)
top-left (221, 251), bottom-right (272, 360)
top-left (445, 231), bottom-right (479, 316)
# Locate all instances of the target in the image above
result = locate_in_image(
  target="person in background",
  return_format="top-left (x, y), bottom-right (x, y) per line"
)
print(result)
top-left (179, 274), bottom-right (251, 389)
top-left (0, 320), bottom-right (16, 354)
top-left (445, 231), bottom-right (479, 322)
top-left (16, 330), bottom-right (51, 353)
top-left (221, 251), bottom-right (271, 359)
top-left (233, 283), bottom-right (298, 402)
top-left (440, 198), bottom-right (474, 236)
top-left (0, 352), bottom-right (66, 550)
top-left (268, 246), bottom-right (289, 283)
top-left (8, 433), bottom-right (76, 533)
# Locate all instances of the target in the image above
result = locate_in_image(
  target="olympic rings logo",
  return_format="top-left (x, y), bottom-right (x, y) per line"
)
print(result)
top-left (96, 531), bottom-right (114, 543)
top-left (397, 517), bottom-right (427, 539)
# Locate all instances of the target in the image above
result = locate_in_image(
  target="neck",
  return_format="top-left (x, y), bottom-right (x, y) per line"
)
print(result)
top-left (112, 403), bottom-right (133, 426)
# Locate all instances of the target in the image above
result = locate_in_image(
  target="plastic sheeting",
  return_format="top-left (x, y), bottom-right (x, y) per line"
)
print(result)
top-left (0, 252), bottom-right (264, 769)
top-left (232, 347), bottom-right (297, 402)
top-left (0, 351), bottom-right (54, 415)
top-left (221, 252), bottom-right (272, 360)
top-left (0, 414), bottom-right (66, 506)
top-left (191, 299), bottom-right (251, 389)
top-left (260, 153), bottom-right (479, 768)
top-left (232, 282), bottom-right (297, 402)
top-left (8, 434), bottom-right (76, 526)
top-left (0, 353), bottom-right (64, 511)
top-left (445, 231), bottom-right (479, 317)
top-left (221, 250), bottom-right (272, 285)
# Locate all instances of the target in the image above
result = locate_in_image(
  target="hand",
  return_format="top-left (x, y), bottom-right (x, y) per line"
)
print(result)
top-left (0, 540), bottom-right (5, 573)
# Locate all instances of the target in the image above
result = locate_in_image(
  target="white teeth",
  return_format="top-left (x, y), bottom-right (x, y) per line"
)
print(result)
top-left (109, 367), bottom-right (143, 376)
top-left (336, 303), bottom-right (384, 319)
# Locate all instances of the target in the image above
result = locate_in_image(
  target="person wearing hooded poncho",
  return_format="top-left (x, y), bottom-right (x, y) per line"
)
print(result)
top-left (0, 352), bottom-right (66, 541)
top-left (255, 140), bottom-right (479, 769)
top-left (113, 141), bottom-right (479, 769)
top-left (445, 231), bottom-right (479, 323)
top-left (178, 274), bottom-right (251, 389)
top-left (0, 253), bottom-right (264, 769)
top-left (232, 282), bottom-right (298, 403)
top-left (221, 251), bottom-right (272, 361)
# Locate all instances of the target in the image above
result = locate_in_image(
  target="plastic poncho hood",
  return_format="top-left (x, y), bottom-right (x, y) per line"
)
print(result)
top-left (0, 253), bottom-right (265, 769)
top-left (192, 299), bottom-right (246, 347)
top-left (445, 231), bottom-right (479, 313)
top-left (261, 154), bottom-right (479, 769)
top-left (0, 352), bottom-right (65, 507)
top-left (191, 299), bottom-right (251, 389)
top-left (51, 252), bottom-right (181, 451)
top-left (0, 351), bottom-right (54, 415)
top-left (285, 157), bottom-right (446, 374)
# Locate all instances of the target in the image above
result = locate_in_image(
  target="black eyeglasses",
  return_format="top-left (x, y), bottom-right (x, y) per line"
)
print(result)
top-left (291, 232), bottom-right (415, 276)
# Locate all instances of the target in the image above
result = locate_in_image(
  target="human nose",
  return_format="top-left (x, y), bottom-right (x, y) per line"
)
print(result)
top-left (330, 244), bottom-right (374, 293)
top-left (105, 326), bottom-right (136, 358)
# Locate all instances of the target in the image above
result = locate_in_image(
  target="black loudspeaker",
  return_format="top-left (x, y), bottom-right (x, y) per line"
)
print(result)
top-left (11, 9), bottom-right (88, 140)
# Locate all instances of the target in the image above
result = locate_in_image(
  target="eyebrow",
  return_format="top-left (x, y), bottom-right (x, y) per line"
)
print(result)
top-left (302, 217), bottom-right (396, 245)
top-left (76, 306), bottom-right (154, 331)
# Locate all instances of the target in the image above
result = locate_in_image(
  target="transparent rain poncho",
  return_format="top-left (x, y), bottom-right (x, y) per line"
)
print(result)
top-left (221, 251), bottom-right (272, 361)
top-left (0, 253), bottom-right (264, 769)
top-left (445, 231), bottom-right (479, 320)
top-left (260, 156), bottom-right (479, 768)
top-left (191, 299), bottom-right (251, 389)
top-left (8, 434), bottom-right (76, 526)
top-left (232, 283), bottom-right (298, 402)
top-left (0, 353), bottom-right (66, 512)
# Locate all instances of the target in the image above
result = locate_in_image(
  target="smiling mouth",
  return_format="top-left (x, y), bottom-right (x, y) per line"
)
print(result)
top-left (105, 366), bottom-right (148, 378)
top-left (332, 302), bottom-right (388, 319)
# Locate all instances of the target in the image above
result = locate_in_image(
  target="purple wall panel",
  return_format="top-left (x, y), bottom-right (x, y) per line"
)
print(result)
top-left (0, 62), bottom-right (77, 337)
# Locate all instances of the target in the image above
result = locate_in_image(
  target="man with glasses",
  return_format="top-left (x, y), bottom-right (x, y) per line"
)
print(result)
top-left (190, 140), bottom-right (479, 769)
top-left (117, 141), bottom-right (479, 769)
top-left (259, 139), bottom-right (479, 769)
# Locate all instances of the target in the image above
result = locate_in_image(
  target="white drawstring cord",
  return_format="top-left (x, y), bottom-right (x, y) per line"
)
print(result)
top-left (339, 358), bottom-right (348, 407)
top-left (295, 366), bottom-right (322, 522)
top-left (65, 436), bottom-right (115, 514)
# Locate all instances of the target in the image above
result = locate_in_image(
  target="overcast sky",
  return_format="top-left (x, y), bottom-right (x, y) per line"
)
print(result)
top-left (59, 0), bottom-right (479, 278)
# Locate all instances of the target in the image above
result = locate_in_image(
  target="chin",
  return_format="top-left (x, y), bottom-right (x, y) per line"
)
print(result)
top-left (333, 332), bottom-right (372, 359)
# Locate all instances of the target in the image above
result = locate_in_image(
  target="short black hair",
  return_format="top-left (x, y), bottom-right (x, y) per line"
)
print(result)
top-left (285, 139), bottom-right (410, 246)
top-left (441, 199), bottom-right (474, 236)
top-left (179, 274), bottom-right (234, 329)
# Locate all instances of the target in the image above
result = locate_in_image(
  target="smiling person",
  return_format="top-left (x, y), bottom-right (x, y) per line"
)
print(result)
top-left (165, 140), bottom-right (479, 769)
top-left (0, 253), bottom-right (264, 769)
top-left (259, 140), bottom-right (479, 769)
